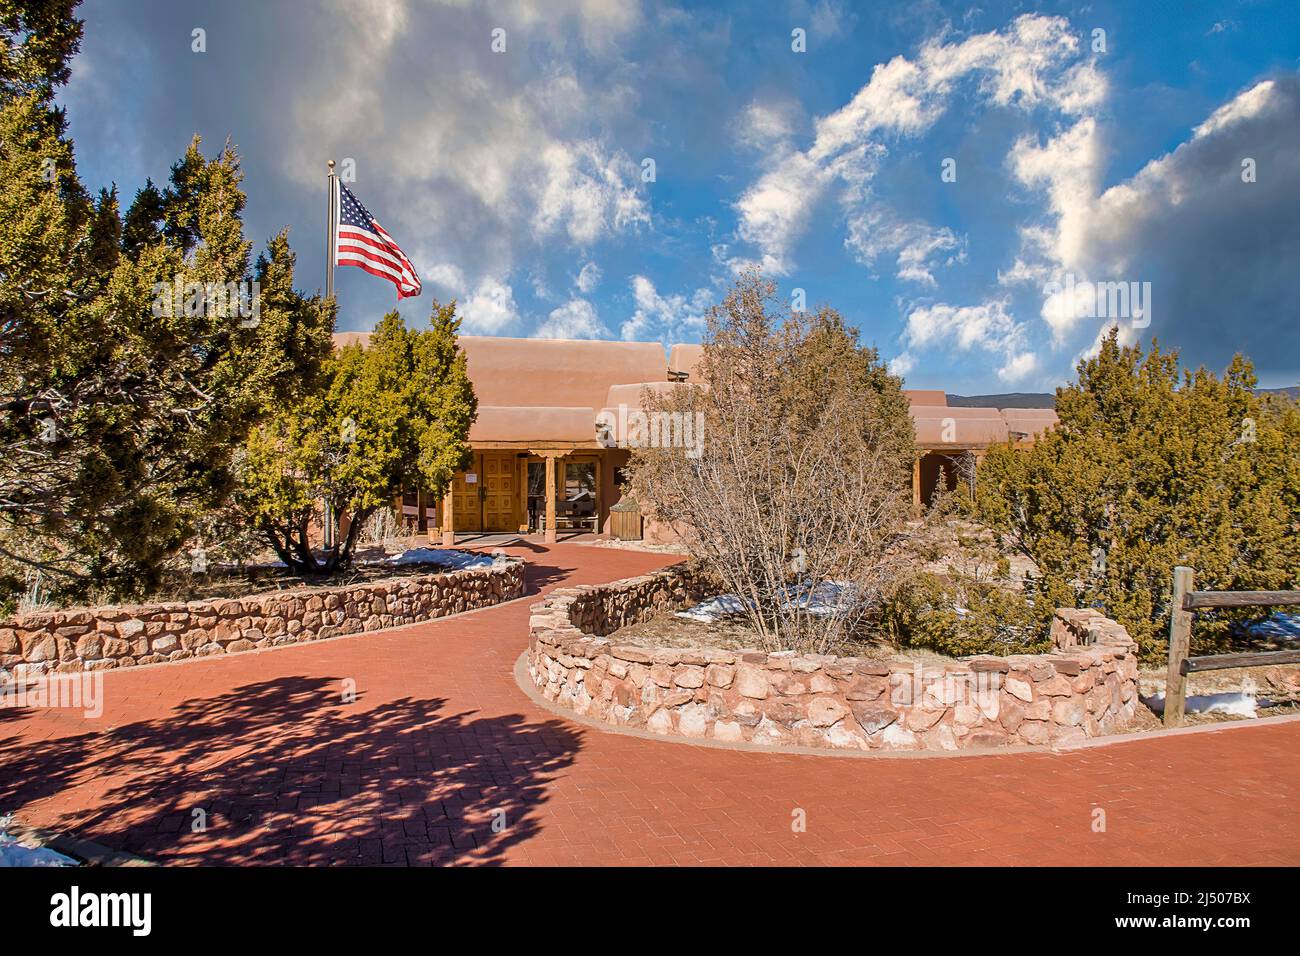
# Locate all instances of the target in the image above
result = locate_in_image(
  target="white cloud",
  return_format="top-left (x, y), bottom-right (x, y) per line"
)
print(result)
top-left (809, 0), bottom-right (855, 40)
top-left (534, 298), bottom-right (611, 339)
top-left (459, 278), bottom-right (520, 334)
top-left (575, 260), bottom-right (602, 294)
top-left (287, 0), bottom-right (649, 280)
top-left (732, 151), bottom-right (835, 275)
top-left (902, 300), bottom-right (1037, 383)
top-left (424, 265), bottom-right (519, 333)
top-left (734, 99), bottom-right (801, 152)
top-left (998, 351), bottom-right (1039, 382)
top-left (1005, 74), bottom-right (1300, 383)
top-left (888, 351), bottom-right (916, 379)
top-left (844, 209), bottom-right (964, 285)
top-left (426, 262), bottom-right (468, 294)
top-left (733, 14), bottom-right (1105, 278)
top-left (1007, 116), bottom-right (1107, 340)
top-left (621, 275), bottom-right (712, 343)
top-left (532, 141), bottom-right (649, 245)
top-left (1193, 79), bottom-right (1277, 139)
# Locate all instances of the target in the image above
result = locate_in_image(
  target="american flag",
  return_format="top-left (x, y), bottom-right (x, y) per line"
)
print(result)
top-left (334, 181), bottom-right (422, 299)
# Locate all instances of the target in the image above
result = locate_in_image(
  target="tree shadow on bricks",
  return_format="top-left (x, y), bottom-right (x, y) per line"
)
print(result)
top-left (0, 675), bottom-right (582, 865)
top-left (520, 561), bottom-right (574, 595)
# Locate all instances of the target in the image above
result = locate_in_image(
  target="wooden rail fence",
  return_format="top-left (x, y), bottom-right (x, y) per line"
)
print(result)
top-left (1164, 566), bottom-right (1300, 727)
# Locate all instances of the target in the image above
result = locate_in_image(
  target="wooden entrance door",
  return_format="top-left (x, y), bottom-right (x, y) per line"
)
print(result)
top-left (481, 453), bottom-right (518, 532)
top-left (451, 461), bottom-right (482, 532)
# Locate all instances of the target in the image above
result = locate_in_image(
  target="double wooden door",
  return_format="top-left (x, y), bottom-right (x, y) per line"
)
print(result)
top-left (450, 453), bottom-right (519, 533)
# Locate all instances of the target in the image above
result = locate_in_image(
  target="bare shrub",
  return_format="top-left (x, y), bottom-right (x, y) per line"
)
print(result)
top-left (360, 507), bottom-right (415, 551)
top-left (629, 272), bottom-right (916, 654)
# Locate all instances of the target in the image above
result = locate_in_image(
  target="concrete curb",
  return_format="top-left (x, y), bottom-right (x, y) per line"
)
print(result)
top-left (6, 818), bottom-right (155, 867)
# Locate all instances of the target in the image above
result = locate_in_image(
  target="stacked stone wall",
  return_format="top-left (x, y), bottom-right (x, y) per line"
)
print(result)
top-left (528, 566), bottom-right (1140, 752)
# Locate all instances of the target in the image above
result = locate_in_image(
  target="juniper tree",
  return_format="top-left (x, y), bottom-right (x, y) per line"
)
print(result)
top-left (0, 0), bottom-right (334, 603)
top-left (237, 304), bottom-right (477, 575)
top-left (974, 331), bottom-right (1300, 660)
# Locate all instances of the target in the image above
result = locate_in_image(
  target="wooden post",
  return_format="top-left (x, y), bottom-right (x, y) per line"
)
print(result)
top-left (441, 487), bottom-right (455, 548)
top-left (1164, 565), bottom-right (1194, 727)
top-left (912, 456), bottom-right (922, 516)
top-left (544, 454), bottom-right (557, 544)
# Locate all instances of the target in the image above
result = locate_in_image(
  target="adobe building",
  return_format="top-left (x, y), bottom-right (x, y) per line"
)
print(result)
top-left (332, 333), bottom-right (1057, 543)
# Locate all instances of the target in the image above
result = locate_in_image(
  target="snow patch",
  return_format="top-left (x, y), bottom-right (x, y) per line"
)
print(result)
top-left (676, 580), bottom-right (859, 622)
top-left (383, 548), bottom-right (496, 570)
top-left (781, 580), bottom-right (858, 617)
top-left (1241, 611), bottom-right (1300, 644)
top-left (1142, 691), bottom-right (1258, 718)
top-left (0, 817), bottom-right (77, 867)
top-left (676, 594), bottom-right (749, 622)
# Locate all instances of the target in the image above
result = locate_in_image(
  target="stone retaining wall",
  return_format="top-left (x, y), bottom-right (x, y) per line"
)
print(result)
top-left (528, 565), bottom-right (1141, 752)
top-left (1, 558), bottom-right (527, 684)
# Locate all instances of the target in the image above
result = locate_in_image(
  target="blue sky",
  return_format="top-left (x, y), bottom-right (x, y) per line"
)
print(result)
top-left (61, 0), bottom-right (1300, 391)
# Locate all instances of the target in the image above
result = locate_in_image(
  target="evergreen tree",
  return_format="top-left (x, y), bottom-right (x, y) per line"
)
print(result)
top-left (974, 331), bottom-right (1300, 659)
top-left (0, 0), bottom-right (334, 603)
top-left (238, 304), bottom-right (477, 575)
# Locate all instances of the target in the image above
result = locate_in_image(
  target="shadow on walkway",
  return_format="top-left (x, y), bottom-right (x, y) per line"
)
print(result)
top-left (0, 675), bottom-right (582, 866)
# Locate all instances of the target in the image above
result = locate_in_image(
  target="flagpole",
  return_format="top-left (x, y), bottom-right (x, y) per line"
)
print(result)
top-left (326, 158), bottom-right (336, 300)
top-left (323, 158), bottom-right (337, 552)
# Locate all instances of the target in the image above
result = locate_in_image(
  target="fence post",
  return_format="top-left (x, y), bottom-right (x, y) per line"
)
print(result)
top-left (1164, 566), bottom-right (1194, 727)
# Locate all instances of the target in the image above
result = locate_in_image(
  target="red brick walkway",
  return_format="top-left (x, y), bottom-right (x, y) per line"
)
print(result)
top-left (2, 542), bottom-right (1297, 866)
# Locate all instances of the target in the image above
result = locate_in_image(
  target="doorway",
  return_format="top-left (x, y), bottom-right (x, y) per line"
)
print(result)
top-left (450, 464), bottom-right (482, 532)
top-left (481, 452), bottom-right (518, 532)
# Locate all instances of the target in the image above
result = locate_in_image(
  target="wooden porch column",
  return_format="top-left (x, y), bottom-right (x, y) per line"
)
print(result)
top-left (544, 454), bottom-right (557, 544)
top-left (912, 455), bottom-right (922, 517)
top-left (441, 487), bottom-right (455, 548)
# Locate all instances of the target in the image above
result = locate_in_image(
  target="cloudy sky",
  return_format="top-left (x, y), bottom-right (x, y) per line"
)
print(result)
top-left (61, 0), bottom-right (1300, 391)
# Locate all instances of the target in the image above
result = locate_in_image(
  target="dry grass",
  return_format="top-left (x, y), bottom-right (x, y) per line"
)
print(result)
top-left (1137, 661), bottom-right (1300, 698)
top-left (609, 604), bottom-right (954, 667)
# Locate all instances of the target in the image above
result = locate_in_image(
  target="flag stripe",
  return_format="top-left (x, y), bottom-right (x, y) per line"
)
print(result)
top-left (335, 246), bottom-right (419, 286)
top-left (342, 259), bottom-right (421, 297)
top-left (336, 250), bottom-right (406, 281)
top-left (336, 238), bottom-right (406, 271)
top-left (336, 232), bottom-right (414, 271)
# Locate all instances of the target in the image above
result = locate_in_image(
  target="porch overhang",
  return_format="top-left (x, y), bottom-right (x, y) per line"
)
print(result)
top-left (468, 405), bottom-right (600, 446)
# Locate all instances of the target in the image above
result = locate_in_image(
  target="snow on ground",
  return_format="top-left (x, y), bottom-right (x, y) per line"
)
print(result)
top-left (781, 580), bottom-right (857, 617)
top-left (676, 581), bottom-right (859, 623)
top-left (1241, 612), bottom-right (1300, 644)
top-left (1141, 692), bottom-right (1259, 718)
top-left (383, 548), bottom-right (497, 570)
top-left (676, 594), bottom-right (750, 622)
top-left (0, 817), bottom-right (76, 867)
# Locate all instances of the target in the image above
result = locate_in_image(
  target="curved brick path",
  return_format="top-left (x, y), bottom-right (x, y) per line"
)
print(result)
top-left (2, 542), bottom-right (1297, 866)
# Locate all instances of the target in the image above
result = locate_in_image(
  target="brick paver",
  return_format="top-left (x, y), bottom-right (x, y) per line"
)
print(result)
top-left (2, 542), bottom-right (1297, 866)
